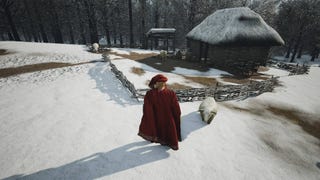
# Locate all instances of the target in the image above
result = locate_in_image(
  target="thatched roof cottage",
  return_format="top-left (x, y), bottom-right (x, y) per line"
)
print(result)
top-left (186, 7), bottom-right (284, 75)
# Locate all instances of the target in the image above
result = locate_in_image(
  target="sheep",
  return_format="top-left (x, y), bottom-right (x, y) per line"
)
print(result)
top-left (198, 97), bottom-right (218, 124)
top-left (159, 50), bottom-right (167, 61)
top-left (92, 43), bottom-right (99, 53)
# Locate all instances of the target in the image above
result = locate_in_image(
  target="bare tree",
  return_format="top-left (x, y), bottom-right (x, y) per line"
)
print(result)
top-left (0, 0), bottom-right (20, 41)
top-left (22, 0), bottom-right (39, 42)
top-left (32, 0), bottom-right (48, 42)
top-left (76, 0), bottom-right (87, 44)
top-left (84, 0), bottom-right (99, 43)
top-left (128, 0), bottom-right (134, 47)
top-left (276, 0), bottom-right (320, 62)
top-left (139, 0), bottom-right (147, 48)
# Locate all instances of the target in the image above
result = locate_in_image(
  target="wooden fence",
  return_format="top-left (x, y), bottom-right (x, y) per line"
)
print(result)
top-left (103, 54), bottom-right (139, 99)
top-left (267, 60), bottom-right (310, 75)
top-left (136, 77), bottom-right (278, 102)
top-left (103, 54), bottom-right (283, 102)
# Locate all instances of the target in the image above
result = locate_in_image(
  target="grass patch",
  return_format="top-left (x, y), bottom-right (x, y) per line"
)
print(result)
top-left (267, 106), bottom-right (320, 140)
top-left (0, 49), bottom-right (12, 56)
top-left (223, 103), bottom-right (320, 140)
top-left (183, 76), bottom-right (218, 87)
top-left (257, 66), bottom-right (269, 72)
top-left (145, 81), bottom-right (192, 90)
top-left (131, 67), bottom-right (145, 76)
top-left (167, 83), bottom-right (193, 90)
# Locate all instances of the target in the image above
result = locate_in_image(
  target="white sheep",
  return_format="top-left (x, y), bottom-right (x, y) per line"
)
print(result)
top-left (198, 97), bottom-right (218, 124)
top-left (159, 50), bottom-right (167, 61)
top-left (92, 43), bottom-right (99, 52)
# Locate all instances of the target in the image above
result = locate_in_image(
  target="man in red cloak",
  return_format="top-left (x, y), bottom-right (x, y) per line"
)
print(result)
top-left (138, 74), bottom-right (181, 150)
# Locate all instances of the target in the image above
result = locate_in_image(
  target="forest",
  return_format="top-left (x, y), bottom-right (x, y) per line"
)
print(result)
top-left (0, 0), bottom-right (319, 61)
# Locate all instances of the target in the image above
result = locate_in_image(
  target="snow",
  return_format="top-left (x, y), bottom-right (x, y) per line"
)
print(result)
top-left (273, 55), bottom-right (320, 66)
top-left (111, 48), bottom-right (160, 55)
top-left (172, 67), bottom-right (230, 77)
top-left (0, 41), bottom-right (101, 68)
top-left (0, 41), bottom-right (319, 180)
top-left (146, 28), bottom-right (176, 35)
top-left (261, 67), bottom-right (290, 77)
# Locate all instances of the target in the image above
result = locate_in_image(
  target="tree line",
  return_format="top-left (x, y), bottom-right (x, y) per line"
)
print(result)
top-left (0, 0), bottom-right (319, 61)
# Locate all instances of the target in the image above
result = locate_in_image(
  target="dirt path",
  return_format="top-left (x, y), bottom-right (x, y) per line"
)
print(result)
top-left (0, 60), bottom-right (104, 78)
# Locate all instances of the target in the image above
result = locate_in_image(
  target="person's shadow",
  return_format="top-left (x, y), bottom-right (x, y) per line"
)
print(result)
top-left (3, 141), bottom-right (170, 180)
top-left (316, 162), bottom-right (320, 170)
top-left (181, 111), bottom-right (207, 140)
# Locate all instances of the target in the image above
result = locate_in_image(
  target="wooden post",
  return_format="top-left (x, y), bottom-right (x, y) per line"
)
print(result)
top-left (145, 35), bottom-right (148, 49)
top-left (173, 35), bottom-right (176, 52)
top-left (166, 34), bottom-right (169, 51)
top-left (204, 43), bottom-right (209, 63)
top-left (199, 41), bottom-right (203, 62)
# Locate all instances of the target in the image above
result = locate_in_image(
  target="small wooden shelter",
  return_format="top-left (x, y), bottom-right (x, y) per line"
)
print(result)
top-left (186, 7), bottom-right (284, 75)
top-left (146, 28), bottom-right (176, 52)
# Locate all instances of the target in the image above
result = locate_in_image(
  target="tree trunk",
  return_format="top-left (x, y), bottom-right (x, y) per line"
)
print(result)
top-left (76, 1), bottom-right (86, 44)
top-left (154, 1), bottom-right (160, 28)
top-left (49, 0), bottom-right (63, 43)
top-left (111, 17), bottom-right (117, 45)
top-left (105, 28), bottom-right (111, 46)
top-left (310, 47), bottom-right (319, 61)
top-left (188, 0), bottom-right (197, 31)
top-left (23, 0), bottom-right (38, 42)
top-left (68, 23), bottom-right (75, 44)
top-left (84, 0), bottom-right (99, 43)
top-left (21, 26), bottom-right (30, 41)
top-left (285, 39), bottom-right (293, 58)
top-left (66, 4), bottom-right (75, 44)
top-left (7, 31), bottom-right (14, 40)
top-left (290, 30), bottom-right (303, 62)
top-left (120, 33), bottom-right (123, 47)
top-left (128, 0), bottom-right (134, 48)
top-left (102, 6), bottom-right (111, 46)
top-left (33, 0), bottom-right (48, 42)
top-left (4, 6), bottom-right (20, 41)
top-left (290, 43), bottom-right (298, 62)
top-left (140, 0), bottom-right (146, 49)
top-left (0, 33), bottom-right (5, 40)
top-left (297, 44), bottom-right (303, 58)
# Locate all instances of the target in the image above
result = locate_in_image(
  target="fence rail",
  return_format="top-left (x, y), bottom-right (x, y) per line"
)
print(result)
top-left (103, 54), bottom-right (303, 102)
top-left (103, 54), bottom-right (139, 100)
top-left (136, 77), bottom-right (278, 102)
top-left (267, 60), bottom-right (310, 75)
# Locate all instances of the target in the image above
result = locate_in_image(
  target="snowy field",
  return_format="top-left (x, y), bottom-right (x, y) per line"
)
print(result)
top-left (0, 41), bottom-right (320, 180)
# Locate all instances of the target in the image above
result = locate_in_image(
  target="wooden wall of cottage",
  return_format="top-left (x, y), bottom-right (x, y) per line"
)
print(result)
top-left (187, 39), bottom-right (270, 74)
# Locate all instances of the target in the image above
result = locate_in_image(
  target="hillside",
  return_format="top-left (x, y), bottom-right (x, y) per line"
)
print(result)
top-left (0, 41), bottom-right (319, 180)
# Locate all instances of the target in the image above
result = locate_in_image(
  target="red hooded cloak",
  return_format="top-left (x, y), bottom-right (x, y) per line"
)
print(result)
top-left (138, 87), bottom-right (181, 150)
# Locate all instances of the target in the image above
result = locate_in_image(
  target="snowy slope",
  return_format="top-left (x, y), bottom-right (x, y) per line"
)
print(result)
top-left (0, 42), bottom-right (319, 180)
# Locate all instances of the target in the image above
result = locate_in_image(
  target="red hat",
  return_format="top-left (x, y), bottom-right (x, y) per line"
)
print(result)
top-left (148, 74), bottom-right (168, 88)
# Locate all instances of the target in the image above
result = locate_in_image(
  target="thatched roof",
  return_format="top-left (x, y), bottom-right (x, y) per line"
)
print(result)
top-left (186, 7), bottom-right (284, 46)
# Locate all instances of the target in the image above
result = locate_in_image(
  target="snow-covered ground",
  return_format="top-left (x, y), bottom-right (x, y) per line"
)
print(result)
top-left (0, 41), bottom-right (319, 180)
